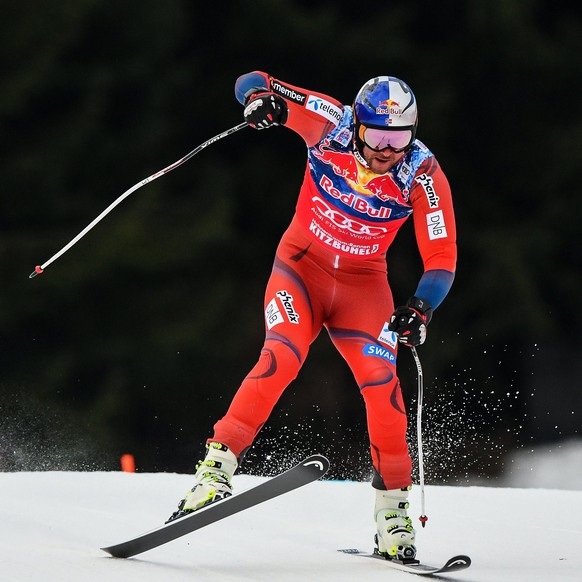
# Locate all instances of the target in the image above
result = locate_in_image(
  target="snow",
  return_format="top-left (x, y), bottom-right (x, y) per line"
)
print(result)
top-left (2, 465), bottom-right (582, 581)
top-left (498, 438), bottom-right (582, 490)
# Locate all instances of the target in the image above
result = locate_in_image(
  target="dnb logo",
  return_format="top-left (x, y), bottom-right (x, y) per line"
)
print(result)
top-left (265, 298), bottom-right (284, 330)
top-left (426, 209), bottom-right (447, 240)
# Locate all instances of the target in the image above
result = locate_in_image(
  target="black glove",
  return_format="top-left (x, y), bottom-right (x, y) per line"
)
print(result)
top-left (388, 296), bottom-right (433, 347)
top-left (243, 93), bottom-right (288, 129)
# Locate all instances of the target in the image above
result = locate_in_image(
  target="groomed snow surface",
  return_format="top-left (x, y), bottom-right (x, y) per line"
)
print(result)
top-left (2, 453), bottom-right (582, 581)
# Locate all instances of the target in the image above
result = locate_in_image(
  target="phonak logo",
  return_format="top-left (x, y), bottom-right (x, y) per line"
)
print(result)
top-left (306, 97), bottom-right (343, 123)
top-left (271, 81), bottom-right (307, 105)
top-left (415, 173), bottom-right (440, 209)
top-left (276, 290), bottom-right (299, 324)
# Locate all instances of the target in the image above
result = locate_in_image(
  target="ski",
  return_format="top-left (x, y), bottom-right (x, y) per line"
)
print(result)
top-left (338, 548), bottom-right (471, 576)
top-left (102, 454), bottom-right (329, 558)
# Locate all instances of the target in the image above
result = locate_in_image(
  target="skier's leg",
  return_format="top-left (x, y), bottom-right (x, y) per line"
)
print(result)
top-left (210, 330), bottom-right (310, 457)
top-left (326, 262), bottom-right (416, 558)
top-left (170, 250), bottom-right (323, 520)
top-left (211, 251), bottom-right (324, 457)
top-left (326, 264), bottom-right (412, 489)
top-left (329, 327), bottom-right (416, 559)
top-left (329, 327), bottom-right (412, 489)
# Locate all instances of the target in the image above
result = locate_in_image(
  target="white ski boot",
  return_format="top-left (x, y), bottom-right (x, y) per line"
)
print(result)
top-left (374, 486), bottom-right (417, 560)
top-left (167, 442), bottom-right (238, 522)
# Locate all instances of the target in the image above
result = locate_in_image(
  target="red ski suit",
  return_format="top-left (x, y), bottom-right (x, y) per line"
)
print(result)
top-left (212, 72), bottom-right (457, 490)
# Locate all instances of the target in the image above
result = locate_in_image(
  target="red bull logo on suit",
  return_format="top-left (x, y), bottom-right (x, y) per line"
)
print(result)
top-left (312, 142), bottom-right (360, 182)
top-left (319, 176), bottom-right (392, 220)
top-left (312, 140), bottom-right (407, 205)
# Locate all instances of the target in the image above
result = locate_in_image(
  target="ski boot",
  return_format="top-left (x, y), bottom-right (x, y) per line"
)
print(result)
top-left (374, 486), bottom-right (417, 561)
top-left (167, 442), bottom-right (238, 523)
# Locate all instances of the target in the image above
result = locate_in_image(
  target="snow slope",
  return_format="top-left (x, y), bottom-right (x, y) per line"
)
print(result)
top-left (1, 469), bottom-right (581, 581)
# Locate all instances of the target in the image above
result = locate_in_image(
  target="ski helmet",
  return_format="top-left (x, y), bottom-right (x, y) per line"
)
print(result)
top-left (353, 76), bottom-right (418, 154)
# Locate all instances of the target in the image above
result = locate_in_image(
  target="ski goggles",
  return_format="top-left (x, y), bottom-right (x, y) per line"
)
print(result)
top-left (358, 125), bottom-right (414, 153)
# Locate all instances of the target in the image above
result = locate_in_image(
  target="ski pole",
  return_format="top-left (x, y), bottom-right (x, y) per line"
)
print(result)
top-left (29, 122), bottom-right (248, 278)
top-left (411, 345), bottom-right (428, 527)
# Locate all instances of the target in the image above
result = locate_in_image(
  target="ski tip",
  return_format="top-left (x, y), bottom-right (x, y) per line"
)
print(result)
top-left (101, 545), bottom-right (131, 559)
top-left (302, 454), bottom-right (330, 474)
top-left (437, 555), bottom-right (472, 573)
top-left (445, 554), bottom-right (472, 568)
top-left (100, 546), bottom-right (117, 558)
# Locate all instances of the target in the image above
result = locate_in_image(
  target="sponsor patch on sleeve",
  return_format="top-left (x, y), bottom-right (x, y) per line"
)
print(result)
top-left (415, 173), bottom-right (440, 209)
top-left (305, 96), bottom-right (343, 124)
top-left (270, 80), bottom-right (307, 105)
top-left (426, 209), bottom-right (448, 240)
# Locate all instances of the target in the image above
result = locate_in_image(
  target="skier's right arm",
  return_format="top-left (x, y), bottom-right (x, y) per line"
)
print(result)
top-left (235, 71), bottom-right (343, 147)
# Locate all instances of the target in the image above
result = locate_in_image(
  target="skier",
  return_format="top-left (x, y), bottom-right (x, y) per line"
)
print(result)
top-left (169, 72), bottom-right (457, 559)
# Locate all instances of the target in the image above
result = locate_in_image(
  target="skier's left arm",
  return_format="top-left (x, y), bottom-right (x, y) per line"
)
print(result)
top-left (388, 158), bottom-right (457, 346)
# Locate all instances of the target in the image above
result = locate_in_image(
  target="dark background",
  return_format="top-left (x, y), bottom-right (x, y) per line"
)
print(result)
top-left (1, 0), bottom-right (581, 483)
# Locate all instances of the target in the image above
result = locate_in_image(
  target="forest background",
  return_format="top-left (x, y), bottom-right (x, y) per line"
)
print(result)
top-left (1, 0), bottom-right (580, 483)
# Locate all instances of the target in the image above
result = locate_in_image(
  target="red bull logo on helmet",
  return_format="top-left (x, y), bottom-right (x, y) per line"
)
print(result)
top-left (376, 99), bottom-right (402, 115)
